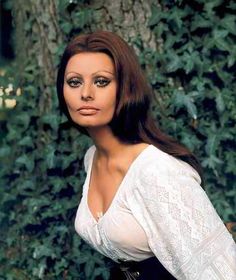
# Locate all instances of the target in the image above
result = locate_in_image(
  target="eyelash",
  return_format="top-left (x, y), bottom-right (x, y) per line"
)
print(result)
top-left (66, 77), bottom-right (111, 88)
top-left (95, 78), bottom-right (111, 87)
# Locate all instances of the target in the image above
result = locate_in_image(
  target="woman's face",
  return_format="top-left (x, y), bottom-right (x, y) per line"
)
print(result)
top-left (63, 52), bottom-right (117, 128)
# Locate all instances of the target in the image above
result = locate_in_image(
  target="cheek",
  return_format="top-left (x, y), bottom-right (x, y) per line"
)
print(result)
top-left (106, 87), bottom-right (117, 109)
top-left (63, 87), bottom-right (78, 110)
top-left (102, 97), bottom-right (116, 117)
top-left (104, 97), bottom-right (117, 121)
top-left (110, 93), bottom-right (117, 112)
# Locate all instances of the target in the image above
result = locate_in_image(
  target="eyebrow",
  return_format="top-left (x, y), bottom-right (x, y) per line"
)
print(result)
top-left (65, 70), bottom-right (115, 77)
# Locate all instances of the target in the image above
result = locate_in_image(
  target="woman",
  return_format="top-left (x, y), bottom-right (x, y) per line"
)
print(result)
top-left (57, 31), bottom-right (236, 279)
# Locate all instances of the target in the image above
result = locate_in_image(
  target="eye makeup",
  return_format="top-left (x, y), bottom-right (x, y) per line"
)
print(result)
top-left (66, 77), bottom-right (82, 88)
top-left (66, 76), bottom-right (112, 88)
top-left (94, 77), bottom-right (111, 87)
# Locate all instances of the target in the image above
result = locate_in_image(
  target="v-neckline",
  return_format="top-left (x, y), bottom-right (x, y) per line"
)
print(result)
top-left (85, 144), bottom-right (152, 224)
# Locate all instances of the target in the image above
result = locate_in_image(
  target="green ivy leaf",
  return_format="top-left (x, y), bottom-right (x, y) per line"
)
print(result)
top-left (0, 146), bottom-right (11, 157)
top-left (148, 5), bottom-right (162, 27)
top-left (173, 91), bottom-right (197, 119)
top-left (15, 113), bottom-right (30, 130)
top-left (220, 15), bottom-right (236, 35)
top-left (33, 245), bottom-right (56, 259)
top-left (41, 113), bottom-right (59, 131)
top-left (15, 154), bottom-right (35, 172)
top-left (166, 53), bottom-right (182, 72)
top-left (45, 144), bottom-right (56, 169)
top-left (61, 22), bottom-right (73, 34)
top-left (216, 94), bottom-right (225, 113)
top-left (19, 136), bottom-right (34, 148)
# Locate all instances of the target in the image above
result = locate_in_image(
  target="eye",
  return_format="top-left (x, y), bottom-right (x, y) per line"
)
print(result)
top-left (94, 77), bottom-right (111, 88)
top-left (66, 78), bottom-right (82, 88)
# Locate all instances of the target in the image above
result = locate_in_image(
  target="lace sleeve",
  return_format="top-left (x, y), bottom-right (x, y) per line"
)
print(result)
top-left (129, 161), bottom-right (236, 279)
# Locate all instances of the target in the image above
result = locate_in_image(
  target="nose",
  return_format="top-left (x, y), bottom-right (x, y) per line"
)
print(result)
top-left (81, 82), bottom-right (94, 101)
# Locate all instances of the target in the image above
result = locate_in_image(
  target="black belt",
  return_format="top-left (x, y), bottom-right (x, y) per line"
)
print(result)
top-left (109, 256), bottom-right (177, 280)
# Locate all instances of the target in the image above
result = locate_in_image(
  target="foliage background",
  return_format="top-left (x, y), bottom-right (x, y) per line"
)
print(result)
top-left (0, 0), bottom-right (235, 279)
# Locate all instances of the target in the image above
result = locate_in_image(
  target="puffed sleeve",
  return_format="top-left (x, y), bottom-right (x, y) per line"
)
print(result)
top-left (128, 157), bottom-right (236, 279)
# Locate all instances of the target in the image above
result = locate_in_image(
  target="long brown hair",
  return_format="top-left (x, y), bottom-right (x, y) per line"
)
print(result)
top-left (57, 30), bottom-right (203, 180)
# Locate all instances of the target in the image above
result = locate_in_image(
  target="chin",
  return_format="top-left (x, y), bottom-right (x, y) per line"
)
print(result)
top-left (85, 123), bottom-right (110, 129)
top-left (71, 115), bottom-right (111, 126)
top-left (72, 120), bottom-right (111, 128)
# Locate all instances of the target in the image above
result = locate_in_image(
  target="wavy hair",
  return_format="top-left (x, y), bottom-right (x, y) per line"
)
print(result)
top-left (56, 30), bottom-right (203, 180)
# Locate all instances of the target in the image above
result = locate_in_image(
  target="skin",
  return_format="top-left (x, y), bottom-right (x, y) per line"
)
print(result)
top-left (64, 52), bottom-right (117, 128)
top-left (64, 52), bottom-right (149, 221)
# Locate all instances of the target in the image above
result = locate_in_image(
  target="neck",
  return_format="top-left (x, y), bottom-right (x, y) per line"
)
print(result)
top-left (86, 125), bottom-right (128, 159)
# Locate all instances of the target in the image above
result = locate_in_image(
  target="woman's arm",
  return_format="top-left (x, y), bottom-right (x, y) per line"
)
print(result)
top-left (128, 159), bottom-right (236, 279)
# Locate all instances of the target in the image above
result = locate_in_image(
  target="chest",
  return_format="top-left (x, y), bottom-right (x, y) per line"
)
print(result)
top-left (87, 164), bottom-right (126, 220)
top-left (75, 181), bottom-right (153, 262)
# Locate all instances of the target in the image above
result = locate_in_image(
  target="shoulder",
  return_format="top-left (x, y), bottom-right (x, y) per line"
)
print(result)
top-left (83, 145), bottom-right (96, 172)
top-left (137, 144), bottom-right (202, 186)
top-left (129, 146), bottom-right (236, 279)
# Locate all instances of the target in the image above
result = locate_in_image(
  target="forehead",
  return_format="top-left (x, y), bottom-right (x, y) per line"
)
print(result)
top-left (65, 52), bottom-right (115, 75)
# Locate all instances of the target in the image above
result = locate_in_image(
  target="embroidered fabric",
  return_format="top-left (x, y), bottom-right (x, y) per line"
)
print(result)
top-left (75, 145), bottom-right (155, 262)
top-left (75, 145), bottom-right (236, 280)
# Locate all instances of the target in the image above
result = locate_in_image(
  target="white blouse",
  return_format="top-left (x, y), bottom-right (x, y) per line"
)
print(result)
top-left (75, 144), bottom-right (236, 279)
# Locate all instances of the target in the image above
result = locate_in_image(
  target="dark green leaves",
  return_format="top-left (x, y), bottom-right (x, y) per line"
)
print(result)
top-left (173, 90), bottom-right (198, 119)
top-left (146, 0), bottom-right (236, 227)
top-left (1, 0), bottom-right (235, 279)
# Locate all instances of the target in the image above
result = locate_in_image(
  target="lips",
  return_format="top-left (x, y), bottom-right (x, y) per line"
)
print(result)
top-left (77, 106), bottom-right (100, 115)
top-left (78, 106), bottom-right (99, 111)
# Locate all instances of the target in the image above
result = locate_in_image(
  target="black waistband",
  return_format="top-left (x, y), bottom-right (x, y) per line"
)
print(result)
top-left (110, 256), bottom-right (177, 280)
